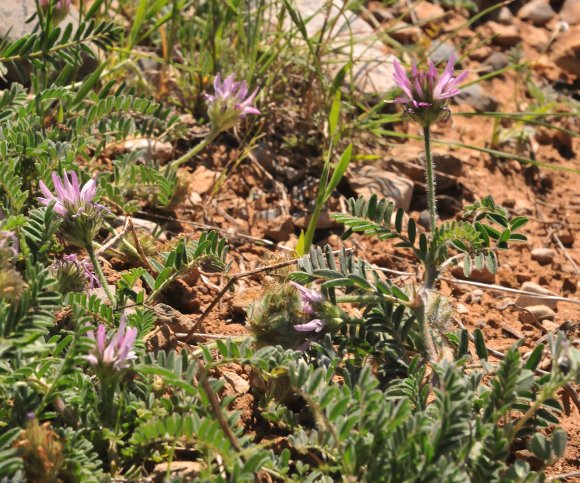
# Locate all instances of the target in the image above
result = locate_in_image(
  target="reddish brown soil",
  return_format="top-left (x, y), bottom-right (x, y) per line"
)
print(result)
top-left (136, 4), bottom-right (580, 476)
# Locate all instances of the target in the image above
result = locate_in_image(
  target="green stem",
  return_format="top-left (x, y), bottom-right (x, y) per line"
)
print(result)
top-left (87, 243), bottom-right (116, 307)
top-left (303, 199), bottom-right (324, 254)
top-left (166, 130), bottom-right (219, 171)
top-left (413, 298), bottom-right (438, 364)
top-left (423, 126), bottom-right (437, 235)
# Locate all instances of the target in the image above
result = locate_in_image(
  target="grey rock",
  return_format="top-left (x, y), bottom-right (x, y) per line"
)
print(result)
top-left (87, 285), bottom-right (116, 304)
top-left (484, 52), bottom-right (510, 72)
top-left (498, 6), bottom-right (514, 25)
top-left (519, 304), bottom-right (556, 324)
top-left (487, 21), bottom-right (523, 47)
top-left (430, 41), bottom-right (458, 65)
top-left (350, 165), bottom-right (414, 210)
top-left (387, 146), bottom-right (462, 191)
top-left (541, 319), bottom-right (560, 332)
top-left (0, 0), bottom-right (99, 83)
top-left (531, 247), bottom-right (556, 265)
top-left (518, 0), bottom-right (555, 26)
top-left (389, 20), bottom-right (422, 44)
top-left (222, 371), bottom-right (250, 394)
top-left (290, 0), bottom-right (397, 95)
top-left (121, 139), bottom-right (173, 163)
top-left (467, 289), bottom-right (483, 304)
top-left (515, 282), bottom-right (558, 310)
top-left (454, 84), bottom-right (499, 112)
top-left (153, 303), bottom-right (196, 333)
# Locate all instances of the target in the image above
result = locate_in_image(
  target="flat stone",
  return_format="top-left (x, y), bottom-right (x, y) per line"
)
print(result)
top-left (388, 20), bottom-right (422, 44)
top-left (0, 1), bottom-right (99, 83)
top-left (290, 0), bottom-right (397, 95)
top-left (413, 2), bottom-right (445, 22)
top-left (502, 324), bottom-right (524, 339)
top-left (430, 41), bottom-right (458, 65)
top-left (190, 166), bottom-right (218, 195)
top-left (153, 303), bottom-right (197, 333)
top-left (263, 214), bottom-right (295, 243)
top-left (542, 319), bottom-right (560, 332)
top-left (454, 84), bottom-right (499, 112)
top-left (86, 285), bottom-right (116, 305)
top-left (469, 46), bottom-right (494, 61)
top-left (531, 247), bottom-right (556, 265)
top-left (498, 6), bottom-right (514, 25)
top-left (120, 139), bottom-right (173, 163)
top-left (487, 21), bottom-right (523, 47)
top-left (551, 24), bottom-right (580, 77)
top-left (519, 304), bottom-right (556, 324)
top-left (456, 303), bottom-right (469, 314)
top-left (349, 165), bottom-right (414, 210)
top-left (518, 0), bottom-right (555, 26)
top-left (466, 289), bottom-right (483, 304)
top-left (387, 147), bottom-right (462, 191)
top-left (451, 265), bottom-right (496, 284)
top-left (484, 52), bottom-right (510, 72)
top-left (515, 282), bottom-right (558, 309)
top-left (222, 370), bottom-right (250, 394)
top-left (561, 0), bottom-right (580, 26)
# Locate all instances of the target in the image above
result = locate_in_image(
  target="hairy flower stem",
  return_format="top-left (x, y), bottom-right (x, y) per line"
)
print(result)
top-left (86, 244), bottom-right (115, 306)
top-left (423, 126), bottom-right (437, 236)
top-left (166, 130), bottom-right (218, 171)
top-left (413, 294), bottom-right (439, 366)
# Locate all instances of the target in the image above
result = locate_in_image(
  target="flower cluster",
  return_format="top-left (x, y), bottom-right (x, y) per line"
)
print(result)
top-left (51, 254), bottom-right (100, 294)
top-left (38, 171), bottom-right (105, 248)
top-left (205, 73), bottom-right (260, 132)
top-left (393, 55), bottom-right (467, 127)
top-left (86, 318), bottom-right (137, 381)
top-left (40, 0), bottom-right (71, 22)
top-left (290, 281), bottom-right (343, 335)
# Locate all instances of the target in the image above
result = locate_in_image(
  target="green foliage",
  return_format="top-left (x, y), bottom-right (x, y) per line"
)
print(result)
top-left (0, 0), bottom-right (576, 481)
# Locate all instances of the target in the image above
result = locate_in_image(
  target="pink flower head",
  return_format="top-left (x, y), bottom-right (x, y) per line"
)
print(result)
top-left (392, 55), bottom-right (468, 126)
top-left (58, 254), bottom-right (100, 290)
top-left (38, 170), bottom-right (104, 247)
top-left (38, 170), bottom-right (97, 217)
top-left (294, 318), bottom-right (325, 333)
top-left (290, 281), bottom-right (324, 315)
top-left (40, 0), bottom-right (71, 21)
top-left (86, 318), bottom-right (138, 377)
top-left (205, 73), bottom-right (260, 132)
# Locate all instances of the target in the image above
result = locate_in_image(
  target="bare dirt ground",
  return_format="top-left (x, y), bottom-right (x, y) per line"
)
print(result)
top-left (120, 1), bottom-right (580, 475)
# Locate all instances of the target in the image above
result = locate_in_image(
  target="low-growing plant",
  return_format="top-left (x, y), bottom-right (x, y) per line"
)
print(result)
top-left (0, 1), bottom-right (577, 481)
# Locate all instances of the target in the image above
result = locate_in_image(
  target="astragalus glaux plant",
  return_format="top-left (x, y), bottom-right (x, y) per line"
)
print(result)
top-left (38, 170), bottom-right (115, 305)
top-left (166, 73), bottom-right (261, 172)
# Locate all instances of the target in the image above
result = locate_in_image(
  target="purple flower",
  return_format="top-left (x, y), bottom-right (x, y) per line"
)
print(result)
top-left (205, 73), bottom-right (260, 132)
top-left (53, 254), bottom-right (100, 292)
top-left (40, 0), bottom-right (71, 11)
top-left (38, 170), bottom-right (97, 218)
top-left (86, 318), bottom-right (138, 376)
top-left (38, 171), bottom-right (105, 247)
top-left (294, 318), bottom-right (325, 333)
top-left (290, 281), bottom-right (324, 315)
top-left (393, 55), bottom-right (468, 126)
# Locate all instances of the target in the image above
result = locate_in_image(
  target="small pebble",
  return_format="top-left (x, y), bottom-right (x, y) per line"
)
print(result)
top-left (515, 282), bottom-right (558, 310)
top-left (456, 303), bottom-right (469, 314)
top-left (531, 247), bottom-right (556, 265)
